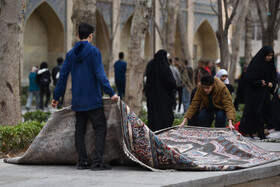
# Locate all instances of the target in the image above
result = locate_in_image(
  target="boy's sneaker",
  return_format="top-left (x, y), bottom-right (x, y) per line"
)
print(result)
top-left (76, 162), bottom-right (90, 170)
top-left (91, 162), bottom-right (111, 171)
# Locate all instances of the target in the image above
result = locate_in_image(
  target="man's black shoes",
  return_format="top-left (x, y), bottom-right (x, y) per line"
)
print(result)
top-left (91, 162), bottom-right (111, 171)
top-left (76, 162), bottom-right (90, 170)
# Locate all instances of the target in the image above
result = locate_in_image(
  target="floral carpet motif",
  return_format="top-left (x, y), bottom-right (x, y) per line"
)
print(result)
top-left (118, 100), bottom-right (280, 171)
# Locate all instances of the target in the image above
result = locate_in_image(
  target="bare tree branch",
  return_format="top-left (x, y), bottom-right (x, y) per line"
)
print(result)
top-left (255, 0), bottom-right (265, 34)
top-left (223, 0), bottom-right (229, 20)
top-left (224, 0), bottom-right (240, 32)
top-left (152, 16), bottom-right (164, 43)
top-left (210, 0), bottom-right (219, 16)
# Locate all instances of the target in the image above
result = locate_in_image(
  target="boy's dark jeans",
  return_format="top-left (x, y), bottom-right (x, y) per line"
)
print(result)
top-left (199, 107), bottom-right (227, 127)
top-left (75, 107), bottom-right (107, 164)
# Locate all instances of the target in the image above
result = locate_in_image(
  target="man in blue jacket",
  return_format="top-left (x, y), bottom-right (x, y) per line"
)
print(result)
top-left (52, 23), bottom-right (118, 170)
top-left (114, 52), bottom-right (127, 99)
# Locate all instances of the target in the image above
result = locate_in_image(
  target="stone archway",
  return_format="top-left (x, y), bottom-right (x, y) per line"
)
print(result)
top-left (121, 14), bottom-right (151, 63)
top-left (96, 10), bottom-right (110, 75)
top-left (193, 20), bottom-right (218, 65)
top-left (23, 1), bottom-right (64, 84)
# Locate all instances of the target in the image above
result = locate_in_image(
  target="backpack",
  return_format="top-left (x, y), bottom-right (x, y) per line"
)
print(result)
top-left (40, 72), bottom-right (50, 86)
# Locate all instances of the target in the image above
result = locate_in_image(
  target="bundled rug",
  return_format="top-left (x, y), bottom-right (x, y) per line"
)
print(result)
top-left (4, 99), bottom-right (280, 171)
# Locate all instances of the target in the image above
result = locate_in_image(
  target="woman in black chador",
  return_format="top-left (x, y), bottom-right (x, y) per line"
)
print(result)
top-left (145, 50), bottom-right (177, 131)
top-left (239, 46), bottom-right (278, 139)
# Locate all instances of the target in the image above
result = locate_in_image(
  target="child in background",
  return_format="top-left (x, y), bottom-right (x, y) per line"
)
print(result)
top-left (26, 66), bottom-right (40, 111)
top-left (215, 69), bottom-right (234, 94)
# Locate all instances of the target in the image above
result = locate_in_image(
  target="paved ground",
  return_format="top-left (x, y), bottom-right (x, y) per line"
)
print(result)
top-left (1, 134), bottom-right (280, 187)
top-left (8, 106), bottom-right (278, 186)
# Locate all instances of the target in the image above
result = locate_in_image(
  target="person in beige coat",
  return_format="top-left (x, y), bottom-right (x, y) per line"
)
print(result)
top-left (179, 75), bottom-right (235, 130)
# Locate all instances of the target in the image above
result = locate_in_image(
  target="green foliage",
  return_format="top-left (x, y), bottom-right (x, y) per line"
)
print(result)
top-left (20, 86), bottom-right (29, 105)
top-left (23, 110), bottom-right (51, 123)
top-left (0, 121), bottom-right (45, 153)
top-left (139, 108), bottom-right (148, 125)
top-left (173, 116), bottom-right (184, 126)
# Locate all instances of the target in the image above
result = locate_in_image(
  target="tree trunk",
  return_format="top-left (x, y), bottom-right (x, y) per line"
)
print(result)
top-left (177, 8), bottom-right (191, 62)
top-left (229, 0), bottom-right (249, 84)
top-left (166, 0), bottom-right (180, 58)
top-left (64, 0), bottom-right (97, 107)
top-left (216, 0), bottom-right (240, 70)
top-left (0, 0), bottom-right (27, 126)
top-left (244, 1), bottom-right (252, 67)
top-left (71, 0), bottom-right (97, 46)
top-left (125, 0), bottom-right (152, 115)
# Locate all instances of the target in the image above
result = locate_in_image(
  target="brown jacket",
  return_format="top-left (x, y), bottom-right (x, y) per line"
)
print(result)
top-left (185, 77), bottom-right (236, 121)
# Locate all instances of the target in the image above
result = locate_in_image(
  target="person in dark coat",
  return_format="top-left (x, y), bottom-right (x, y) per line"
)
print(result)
top-left (267, 88), bottom-right (280, 131)
top-left (36, 62), bottom-right (51, 110)
top-left (145, 49), bottom-right (177, 132)
top-left (234, 67), bottom-right (247, 111)
top-left (239, 46), bottom-right (278, 139)
top-left (114, 52), bottom-right (127, 99)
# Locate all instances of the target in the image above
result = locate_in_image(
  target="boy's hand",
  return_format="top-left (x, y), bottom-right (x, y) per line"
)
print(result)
top-left (178, 118), bottom-right (188, 129)
top-left (228, 120), bottom-right (235, 131)
top-left (51, 99), bottom-right (59, 108)
top-left (110, 94), bottom-right (119, 102)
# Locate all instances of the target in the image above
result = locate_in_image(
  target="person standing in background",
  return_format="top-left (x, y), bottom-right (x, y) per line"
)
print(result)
top-left (145, 50), bottom-right (177, 131)
top-left (37, 62), bottom-right (51, 110)
top-left (114, 52), bottom-right (127, 99)
top-left (26, 66), bottom-right (40, 111)
top-left (239, 46), bottom-right (277, 139)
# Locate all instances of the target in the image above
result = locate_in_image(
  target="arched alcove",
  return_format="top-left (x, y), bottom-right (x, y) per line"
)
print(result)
top-left (96, 10), bottom-right (110, 75)
top-left (121, 15), bottom-right (151, 63)
top-left (23, 1), bottom-right (64, 84)
top-left (193, 20), bottom-right (218, 64)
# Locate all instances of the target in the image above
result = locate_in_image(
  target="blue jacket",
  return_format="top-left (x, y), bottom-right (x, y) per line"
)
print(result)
top-left (114, 60), bottom-right (127, 83)
top-left (53, 41), bottom-right (115, 111)
top-left (28, 72), bottom-right (39, 91)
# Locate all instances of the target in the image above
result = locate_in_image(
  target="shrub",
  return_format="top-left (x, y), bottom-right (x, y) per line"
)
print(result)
top-left (23, 110), bottom-right (51, 123)
top-left (0, 121), bottom-right (45, 153)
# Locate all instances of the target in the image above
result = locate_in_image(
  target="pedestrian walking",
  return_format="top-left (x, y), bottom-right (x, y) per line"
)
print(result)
top-left (26, 66), bottom-right (40, 111)
top-left (239, 46), bottom-right (278, 139)
top-left (52, 23), bottom-right (118, 170)
top-left (36, 62), bottom-right (51, 110)
top-left (145, 49), bottom-right (177, 132)
top-left (114, 52), bottom-right (127, 99)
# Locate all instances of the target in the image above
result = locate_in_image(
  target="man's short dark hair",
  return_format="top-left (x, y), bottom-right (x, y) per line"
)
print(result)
top-left (119, 52), bottom-right (124, 59)
top-left (78, 23), bottom-right (94, 40)
top-left (57, 57), bottom-right (63, 65)
top-left (201, 75), bottom-right (214, 86)
top-left (175, 57), bottom-right (179, 61)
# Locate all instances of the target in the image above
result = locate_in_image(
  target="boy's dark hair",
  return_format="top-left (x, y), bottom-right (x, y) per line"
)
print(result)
top-left (201, 75), bottom-right (214, 86)
top-left (119, 52), bottom-right (124, 59)
top-left (57, 57), bottom-right (64, 65)
top-left (78, 23), bottom-right (94, 40)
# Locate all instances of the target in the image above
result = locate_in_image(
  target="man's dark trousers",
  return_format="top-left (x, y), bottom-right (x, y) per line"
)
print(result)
top-left (116, 80), bottom-right (125, 99)
top-left (75, 107), bottom-right (107, 164)
top-left (199, 107), bottom-right (227, 127)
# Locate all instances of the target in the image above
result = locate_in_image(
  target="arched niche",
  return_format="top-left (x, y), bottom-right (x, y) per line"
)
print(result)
top-left (193, 20), bottom-right (218, 64)
top-left (120, 15), bottom-right (151, 63)
top-left (96, 10), bottom-right (110, 75)
top-left (23, 1), bottom-right (64, 84)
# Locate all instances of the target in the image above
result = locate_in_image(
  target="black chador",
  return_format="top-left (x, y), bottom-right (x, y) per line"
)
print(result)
top-left (239, 46), bottom-right (278, 139)
top-left (145, 50), bottom-right (177, 132)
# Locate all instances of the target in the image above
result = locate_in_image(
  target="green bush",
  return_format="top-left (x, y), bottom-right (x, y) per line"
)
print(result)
top-left (23, 110), bottom-right (51, 123)
top-left (0, 121), bottom-right (45, 153)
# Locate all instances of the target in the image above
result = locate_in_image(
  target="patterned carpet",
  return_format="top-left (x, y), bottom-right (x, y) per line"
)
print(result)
top-left (4, 99), bottom-right (280, 171)
top-left (118, 100), bottom-right (280, 171)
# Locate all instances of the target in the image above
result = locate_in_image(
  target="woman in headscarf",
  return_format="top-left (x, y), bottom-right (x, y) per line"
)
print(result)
top-left (239, 46), bottom-right (278, 139)
top-left (145, 49), bottom-right (177, 131)
top-left (215, 69), bottom-right (234, 94)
